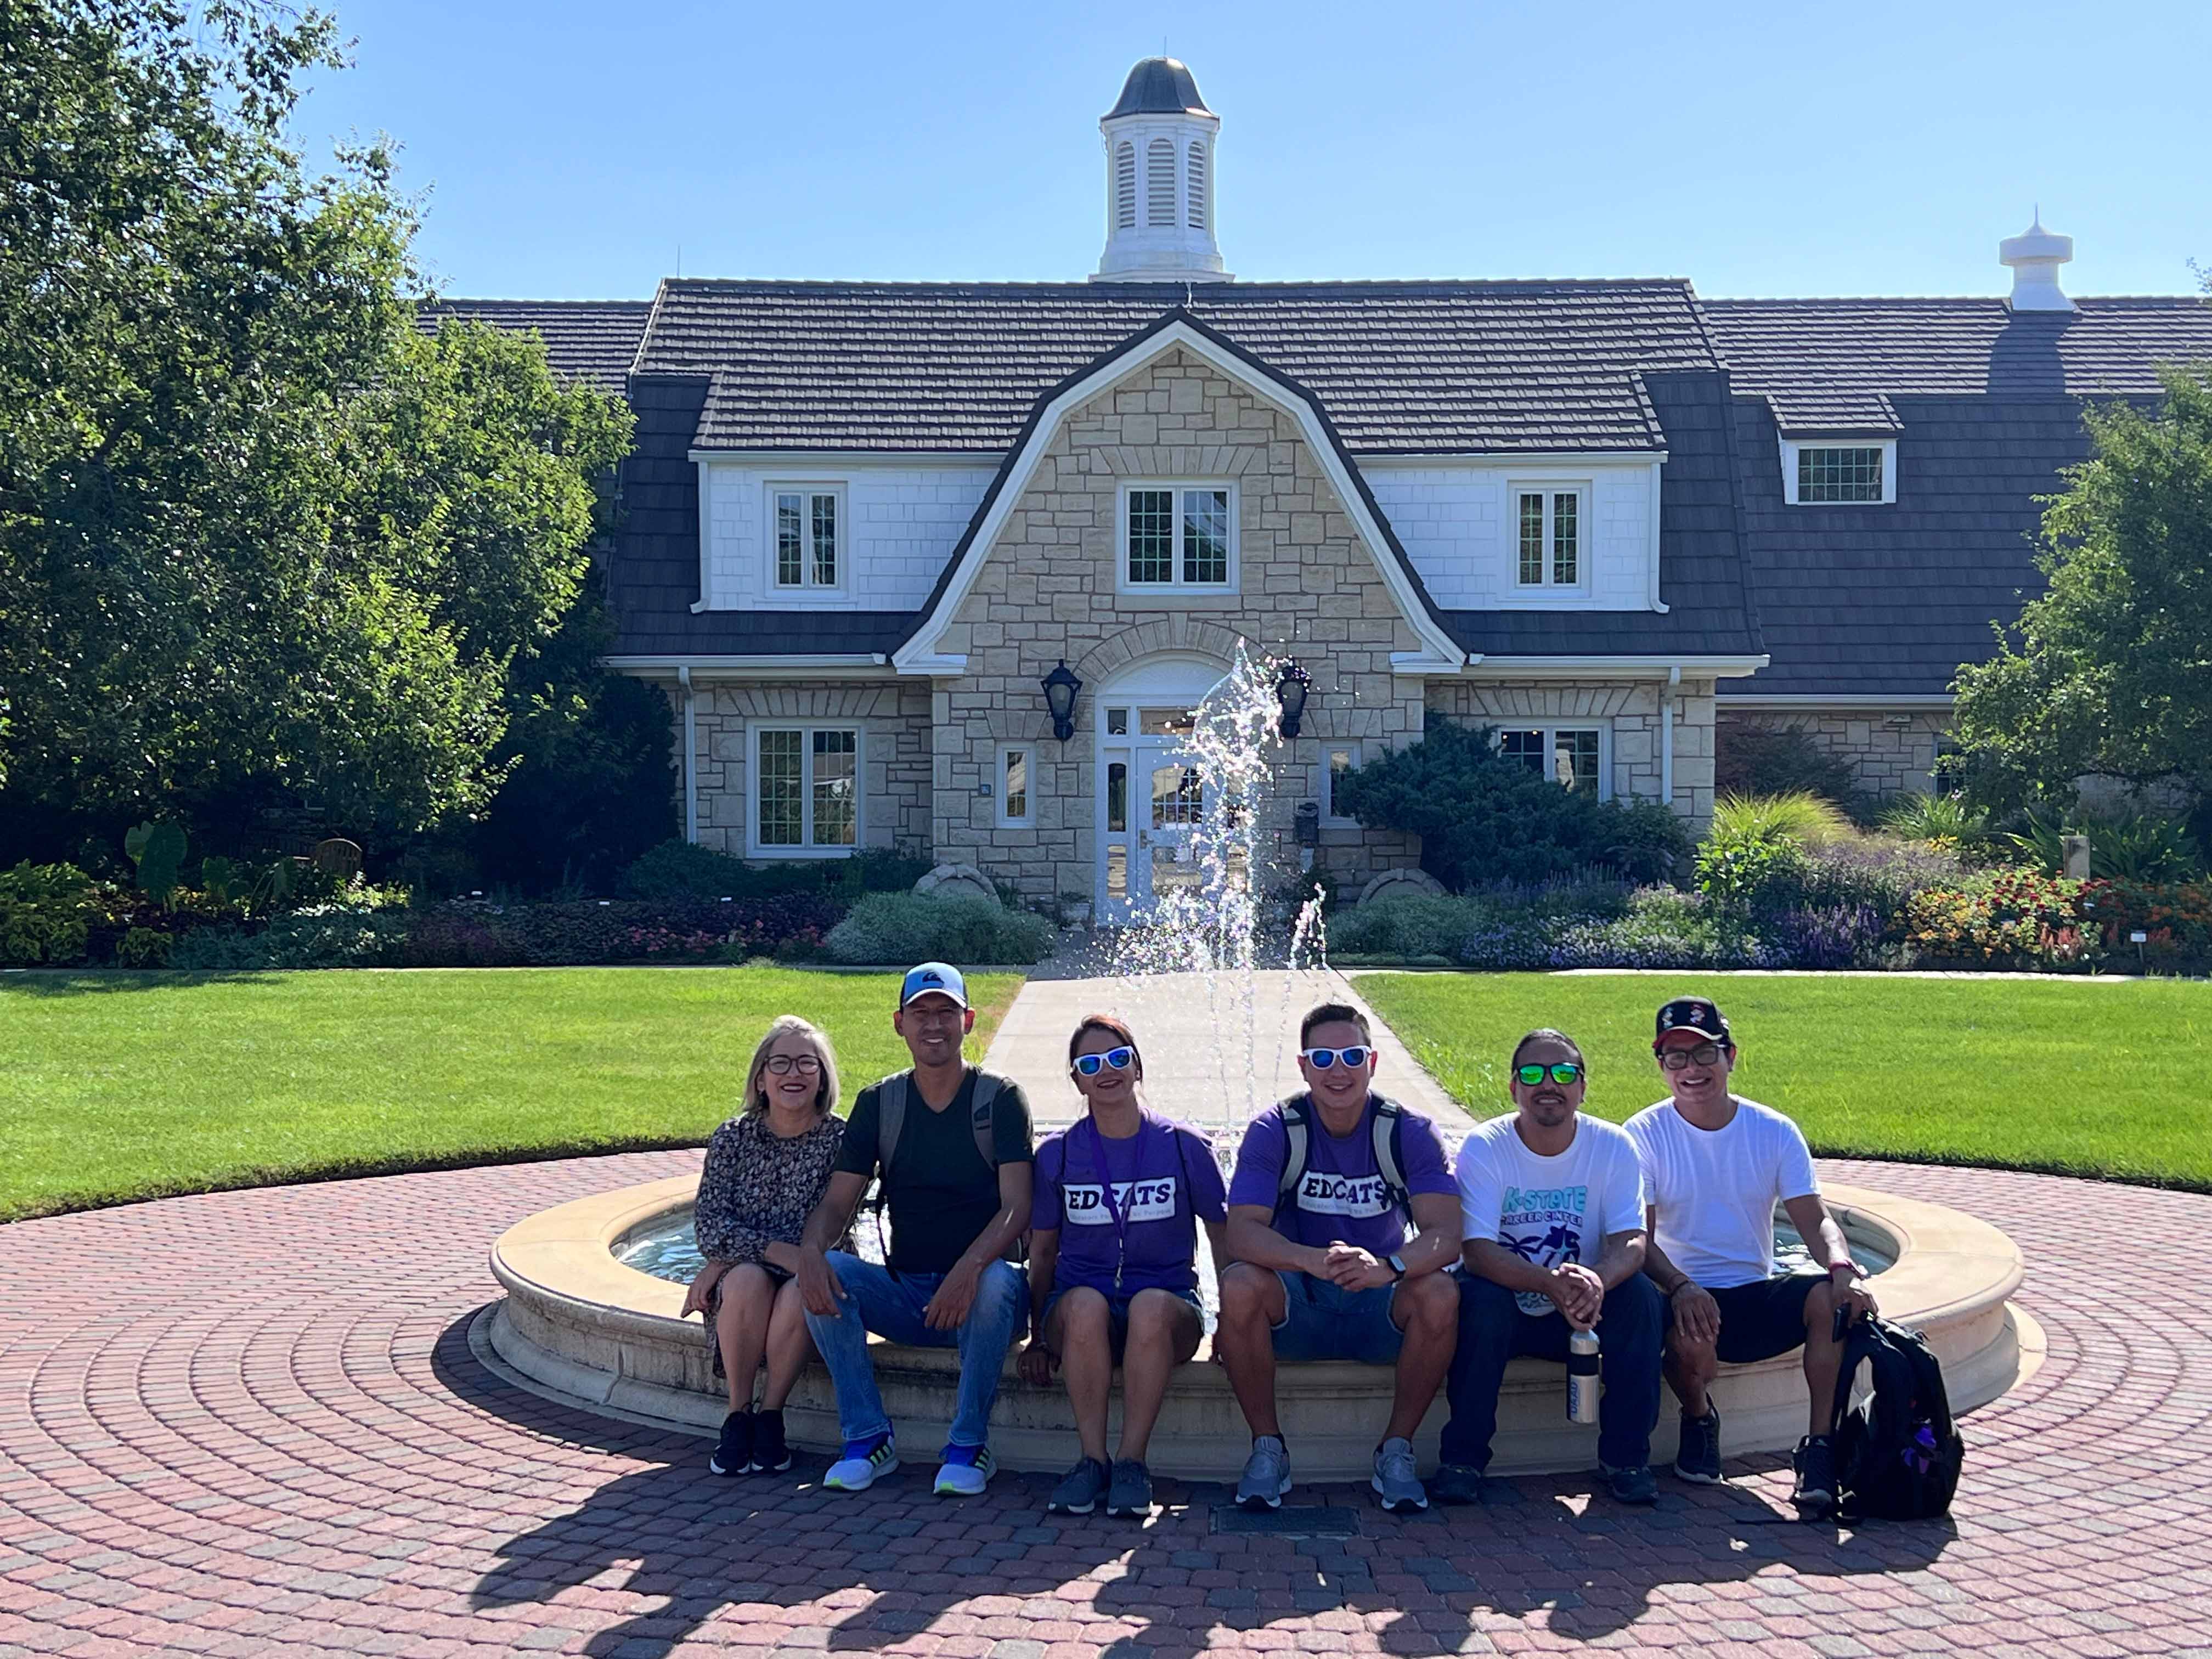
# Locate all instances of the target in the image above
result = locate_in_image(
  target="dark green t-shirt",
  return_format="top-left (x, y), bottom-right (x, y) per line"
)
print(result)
top-left (835, 1067), bottom-right (1034, 1274)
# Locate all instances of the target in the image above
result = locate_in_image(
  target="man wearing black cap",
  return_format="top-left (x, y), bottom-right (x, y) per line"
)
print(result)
top-left (1624, 996), bottom-right (1876, 1517)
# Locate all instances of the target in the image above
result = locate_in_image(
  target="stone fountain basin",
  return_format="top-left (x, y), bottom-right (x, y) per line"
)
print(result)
top-left (483, 1176), bottom-right (2040, 1480)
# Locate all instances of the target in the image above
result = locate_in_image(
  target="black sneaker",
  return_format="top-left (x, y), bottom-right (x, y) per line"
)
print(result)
top-left (749, 1408), bottom-right (791, 1474)
top-left (1429, 1463), bottom-right (1485, 1506)
top-left (1601, 1462), bottom-right (1659, 1505)
top-left (1791, 1435), bottom-right (1838, 1517)
top-left (1674, 1406), bottom-right (1722, 1485)
top-left (709, 1409), bottom-right (753, 1477)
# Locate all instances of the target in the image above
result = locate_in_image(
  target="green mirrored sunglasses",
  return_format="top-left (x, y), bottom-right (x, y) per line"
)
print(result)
top-left (1515, 1062), bottom-right (1582, 1087)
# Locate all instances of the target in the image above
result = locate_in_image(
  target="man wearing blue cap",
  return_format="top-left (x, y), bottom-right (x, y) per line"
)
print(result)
top-left (796, 962), bottom-right (1034, 1496)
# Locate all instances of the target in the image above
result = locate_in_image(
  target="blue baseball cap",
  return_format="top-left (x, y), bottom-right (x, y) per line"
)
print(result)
top-left (899, 961), bottom-right (969, 1010)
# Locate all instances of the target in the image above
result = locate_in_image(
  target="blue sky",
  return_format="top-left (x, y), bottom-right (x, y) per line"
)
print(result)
top-left (292, 0), bottom-right (2210, 301)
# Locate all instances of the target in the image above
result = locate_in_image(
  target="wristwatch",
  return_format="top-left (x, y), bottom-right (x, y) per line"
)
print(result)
top-left (1386, 1253), bottom-right (1407, 1280)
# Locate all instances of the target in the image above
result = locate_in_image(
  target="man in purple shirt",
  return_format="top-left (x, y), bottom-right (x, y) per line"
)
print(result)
top-left (1217, 1002), bottom-right (1463, 1514)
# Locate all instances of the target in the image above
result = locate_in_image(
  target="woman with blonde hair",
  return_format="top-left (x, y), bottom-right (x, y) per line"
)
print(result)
top-left (681, 1014), bottom-right (844, 1478)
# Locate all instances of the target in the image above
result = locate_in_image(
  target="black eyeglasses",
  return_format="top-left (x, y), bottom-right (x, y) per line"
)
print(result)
top-left (1515, 1062), bottom-right (1582, 1087)
top-left (1658, 1044), bottom-right (1726, 1070)
top-left (1301, 1045), bottom-right (1373, 1070)
top-left (1073, 1046), bottom-right (1136, 1077)
top-left (764, 1054), bottom-right (822, 1075)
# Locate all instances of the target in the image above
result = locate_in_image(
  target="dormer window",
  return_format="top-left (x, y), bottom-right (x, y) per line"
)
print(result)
top-left (1512, 484), bottom-right (1585, 589)
top-left (1120, 482), bottom-right (1237, 592)
top-left (1778, 439), bottom-right (1897, 505)
top-left (770, 485), bottom-right (843, 590)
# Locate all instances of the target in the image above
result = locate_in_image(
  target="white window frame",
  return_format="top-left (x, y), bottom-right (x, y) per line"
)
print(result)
top-left (996, 741), bottom-right (1034, 829)
top-left (1319, 740), bottom-right (1364, 828)
top-left (746, 723), bottom-right (864, 858)
top-left (764, 482), bottom-right (849, 594)
top-left (1507, 481), bottom-right (1591, 592)
top-left (1116, 481), bottom-right (1239, 596)
top-left (1494, 723), bottom-right (1613, 800)
top-left (1778, 438), bottom-right (1897, 506)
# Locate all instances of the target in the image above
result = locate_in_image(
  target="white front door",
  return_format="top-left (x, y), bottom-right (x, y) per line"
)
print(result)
top-left (1094, 656), bottom-right (1232, 926)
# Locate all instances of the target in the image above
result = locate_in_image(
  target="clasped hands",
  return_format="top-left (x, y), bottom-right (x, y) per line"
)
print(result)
top-left (1316, 1241), bottom-right (1396, 1291)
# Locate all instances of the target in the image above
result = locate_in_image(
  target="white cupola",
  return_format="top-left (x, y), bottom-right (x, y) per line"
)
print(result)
top-left (1092, 58), bottom-right (1231, 283)
top-left (1999, 210), bottom-right (2075, 312)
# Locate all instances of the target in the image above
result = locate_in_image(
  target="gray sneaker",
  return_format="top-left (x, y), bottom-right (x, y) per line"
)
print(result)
top-left (1235, 1436), bottom-right (1291, 1511)
top-left (1046, 1456), bottom-right (1109, 1515)
top-left (1370, 1436), bottom-right (1429, 1513)
top-left (1105, 1458), bottom-right (1153, 1519)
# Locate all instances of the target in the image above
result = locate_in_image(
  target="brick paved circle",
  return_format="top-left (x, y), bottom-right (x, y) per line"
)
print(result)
top-left (3, 1153), bottom-right (2209, 1658)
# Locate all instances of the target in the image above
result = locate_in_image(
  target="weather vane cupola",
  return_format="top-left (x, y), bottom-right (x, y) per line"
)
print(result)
top-left (1093, 58), bottom-right (1231, 283)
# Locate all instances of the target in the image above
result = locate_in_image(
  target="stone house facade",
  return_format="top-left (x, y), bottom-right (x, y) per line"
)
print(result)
top-left (429, 58), bottom-right (2212, 908)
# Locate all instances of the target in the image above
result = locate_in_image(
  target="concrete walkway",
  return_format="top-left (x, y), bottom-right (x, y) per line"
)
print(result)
top-left (981, 967), bottom-right (1474, 1133)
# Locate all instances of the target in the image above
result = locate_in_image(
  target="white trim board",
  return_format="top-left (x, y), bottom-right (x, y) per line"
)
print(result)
top-left (891, 318), bottom-right (1469, 678)
top-left (602, 654), bottom-right (891, 679)
top-left (1457, 654), bottom-right (1770, 679)
top-left (686, 449), bottom-right (1004, 466)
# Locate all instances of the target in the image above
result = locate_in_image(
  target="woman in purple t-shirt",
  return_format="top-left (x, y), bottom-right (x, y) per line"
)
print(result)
top-left (1018, 1013), bottom-right (1228, 1519)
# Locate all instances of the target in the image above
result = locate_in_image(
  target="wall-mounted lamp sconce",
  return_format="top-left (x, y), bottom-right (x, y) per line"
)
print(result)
top-left (1042, 659), bottom-right (1082, 742)
top-left (1274, 658), bottom-right (1312, 740)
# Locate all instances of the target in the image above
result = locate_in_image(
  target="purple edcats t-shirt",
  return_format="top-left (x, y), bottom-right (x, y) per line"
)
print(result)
top-left (1226, 1092), bottom-right (1455, 1257)
top-left (1032, 1114), bottom-right (1228, 1297)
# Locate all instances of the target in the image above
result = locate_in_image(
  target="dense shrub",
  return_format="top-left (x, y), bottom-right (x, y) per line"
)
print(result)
top-left (1334, 719), bottom-right (1692, 889)
top-left (1331, 886), bottom-right (1776, 971)
top-left (618, 840), bottom-right (931, 904)
top-left (1879, 792), bottom-right (1996, 855)
top-left (2006, 807), bottom-right (2205, 882)
top-left (825, 893), bottom-right (1057, 966)
top-left (1713, 722), bottom-right (1864, 809)
top-left (0, 862), bottom-right (120, 965)
top-left (168, 904), bottom-right (416, 969)
top-left (115, 927), bottom-right (174, 968)
top-left (2080, 878), bottom-right (2212, 968)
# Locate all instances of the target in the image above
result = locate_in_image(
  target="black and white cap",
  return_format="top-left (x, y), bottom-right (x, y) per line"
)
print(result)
top-left (1654, 996), bottom-right (1731, 1047)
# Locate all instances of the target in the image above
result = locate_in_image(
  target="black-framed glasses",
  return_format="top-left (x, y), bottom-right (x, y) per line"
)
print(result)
top-left (1301, 1045), bottom-right (1373, 1070)
top-left (1073, 1046), bottom-right (1136, 1077)
top-left (1658, 1043), bottom-right (1726, 1070)
top-left (1515, 1062), bottom-right (1583, 1087)
top-left (764, 1054), bottom-right (822, 1075)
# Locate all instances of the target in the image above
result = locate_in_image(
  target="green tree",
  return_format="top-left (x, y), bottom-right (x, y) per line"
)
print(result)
top-left (1952, 364), bottom-right (2212, 845)
top-left (0, 0), bottom-right (633, 857)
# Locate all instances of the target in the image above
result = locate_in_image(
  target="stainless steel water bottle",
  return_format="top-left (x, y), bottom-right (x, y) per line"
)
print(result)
top-left (1567, 1327), bottom-right (1600, 1424)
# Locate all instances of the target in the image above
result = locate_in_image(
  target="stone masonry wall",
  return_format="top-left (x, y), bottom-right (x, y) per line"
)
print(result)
top-left (1716, 709), bottom-right (1950, 801)
top-left (686, 680), bottom-right (932, 857)
top-left (930, 347), bottom-right (1430, 906)
top-left (1425, 678), bottom-right (1719, 830)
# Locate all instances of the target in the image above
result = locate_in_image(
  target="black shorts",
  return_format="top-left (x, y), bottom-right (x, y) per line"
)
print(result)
top-left (1674, 1272), bottom-right (1822, 1365)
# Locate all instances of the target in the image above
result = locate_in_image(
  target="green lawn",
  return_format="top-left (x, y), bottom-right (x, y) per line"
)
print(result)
top-left (1358, 972), bottom-right (2212, 1190)
top-left (0, 968), bottom-right (1022, 1221)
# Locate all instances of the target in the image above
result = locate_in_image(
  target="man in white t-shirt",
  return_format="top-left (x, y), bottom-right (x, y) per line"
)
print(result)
top-left (1625, 996), bottom-right (1877, 1518)
top-left (1432, 1029), bottom-right (1664, 1506)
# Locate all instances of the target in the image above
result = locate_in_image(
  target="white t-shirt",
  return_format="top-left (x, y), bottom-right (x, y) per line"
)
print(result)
top-left (1456, 1113), bottom-right (1646, 1316)
top-left (1623, 1096), bottom-right (1820, 1290)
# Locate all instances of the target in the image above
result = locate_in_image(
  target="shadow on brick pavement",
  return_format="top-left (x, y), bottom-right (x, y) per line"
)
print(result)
top-left (441, 1319), bottom-right (1950, 1657)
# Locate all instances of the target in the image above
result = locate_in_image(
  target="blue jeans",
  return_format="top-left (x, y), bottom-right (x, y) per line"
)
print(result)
top-left (1439, 1272), bottom-right (1664, 1472)
top-left (800, 1252), bottom-right (1027, 1449)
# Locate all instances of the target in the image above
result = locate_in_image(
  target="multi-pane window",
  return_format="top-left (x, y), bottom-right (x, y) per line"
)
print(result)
top-left (770, 488), bottom-right (840, 588)
top-left (1797, 446), bottom-right (1885, 504)
top-left (753, 726), bottom-right (859, 853)
top-left (1514, 488), bottom-right (1582, 586)
top-left (1499, 726), bottom-right (1606, 796)
top-left (998, 744), bottom-right (1031, 827)
top-left (1124, 485), bottom-right (1233, 589)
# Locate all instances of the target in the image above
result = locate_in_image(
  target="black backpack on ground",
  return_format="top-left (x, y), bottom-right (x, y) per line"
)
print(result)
top-left (1829, 1316), bottom-right (1965, 1520)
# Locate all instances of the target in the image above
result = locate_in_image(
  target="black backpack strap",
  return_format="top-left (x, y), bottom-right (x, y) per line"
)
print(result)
top-left (969, 1070), bottom-right (1002, 1170)
top-left (874, 1074), bottom-right (909, 1188)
